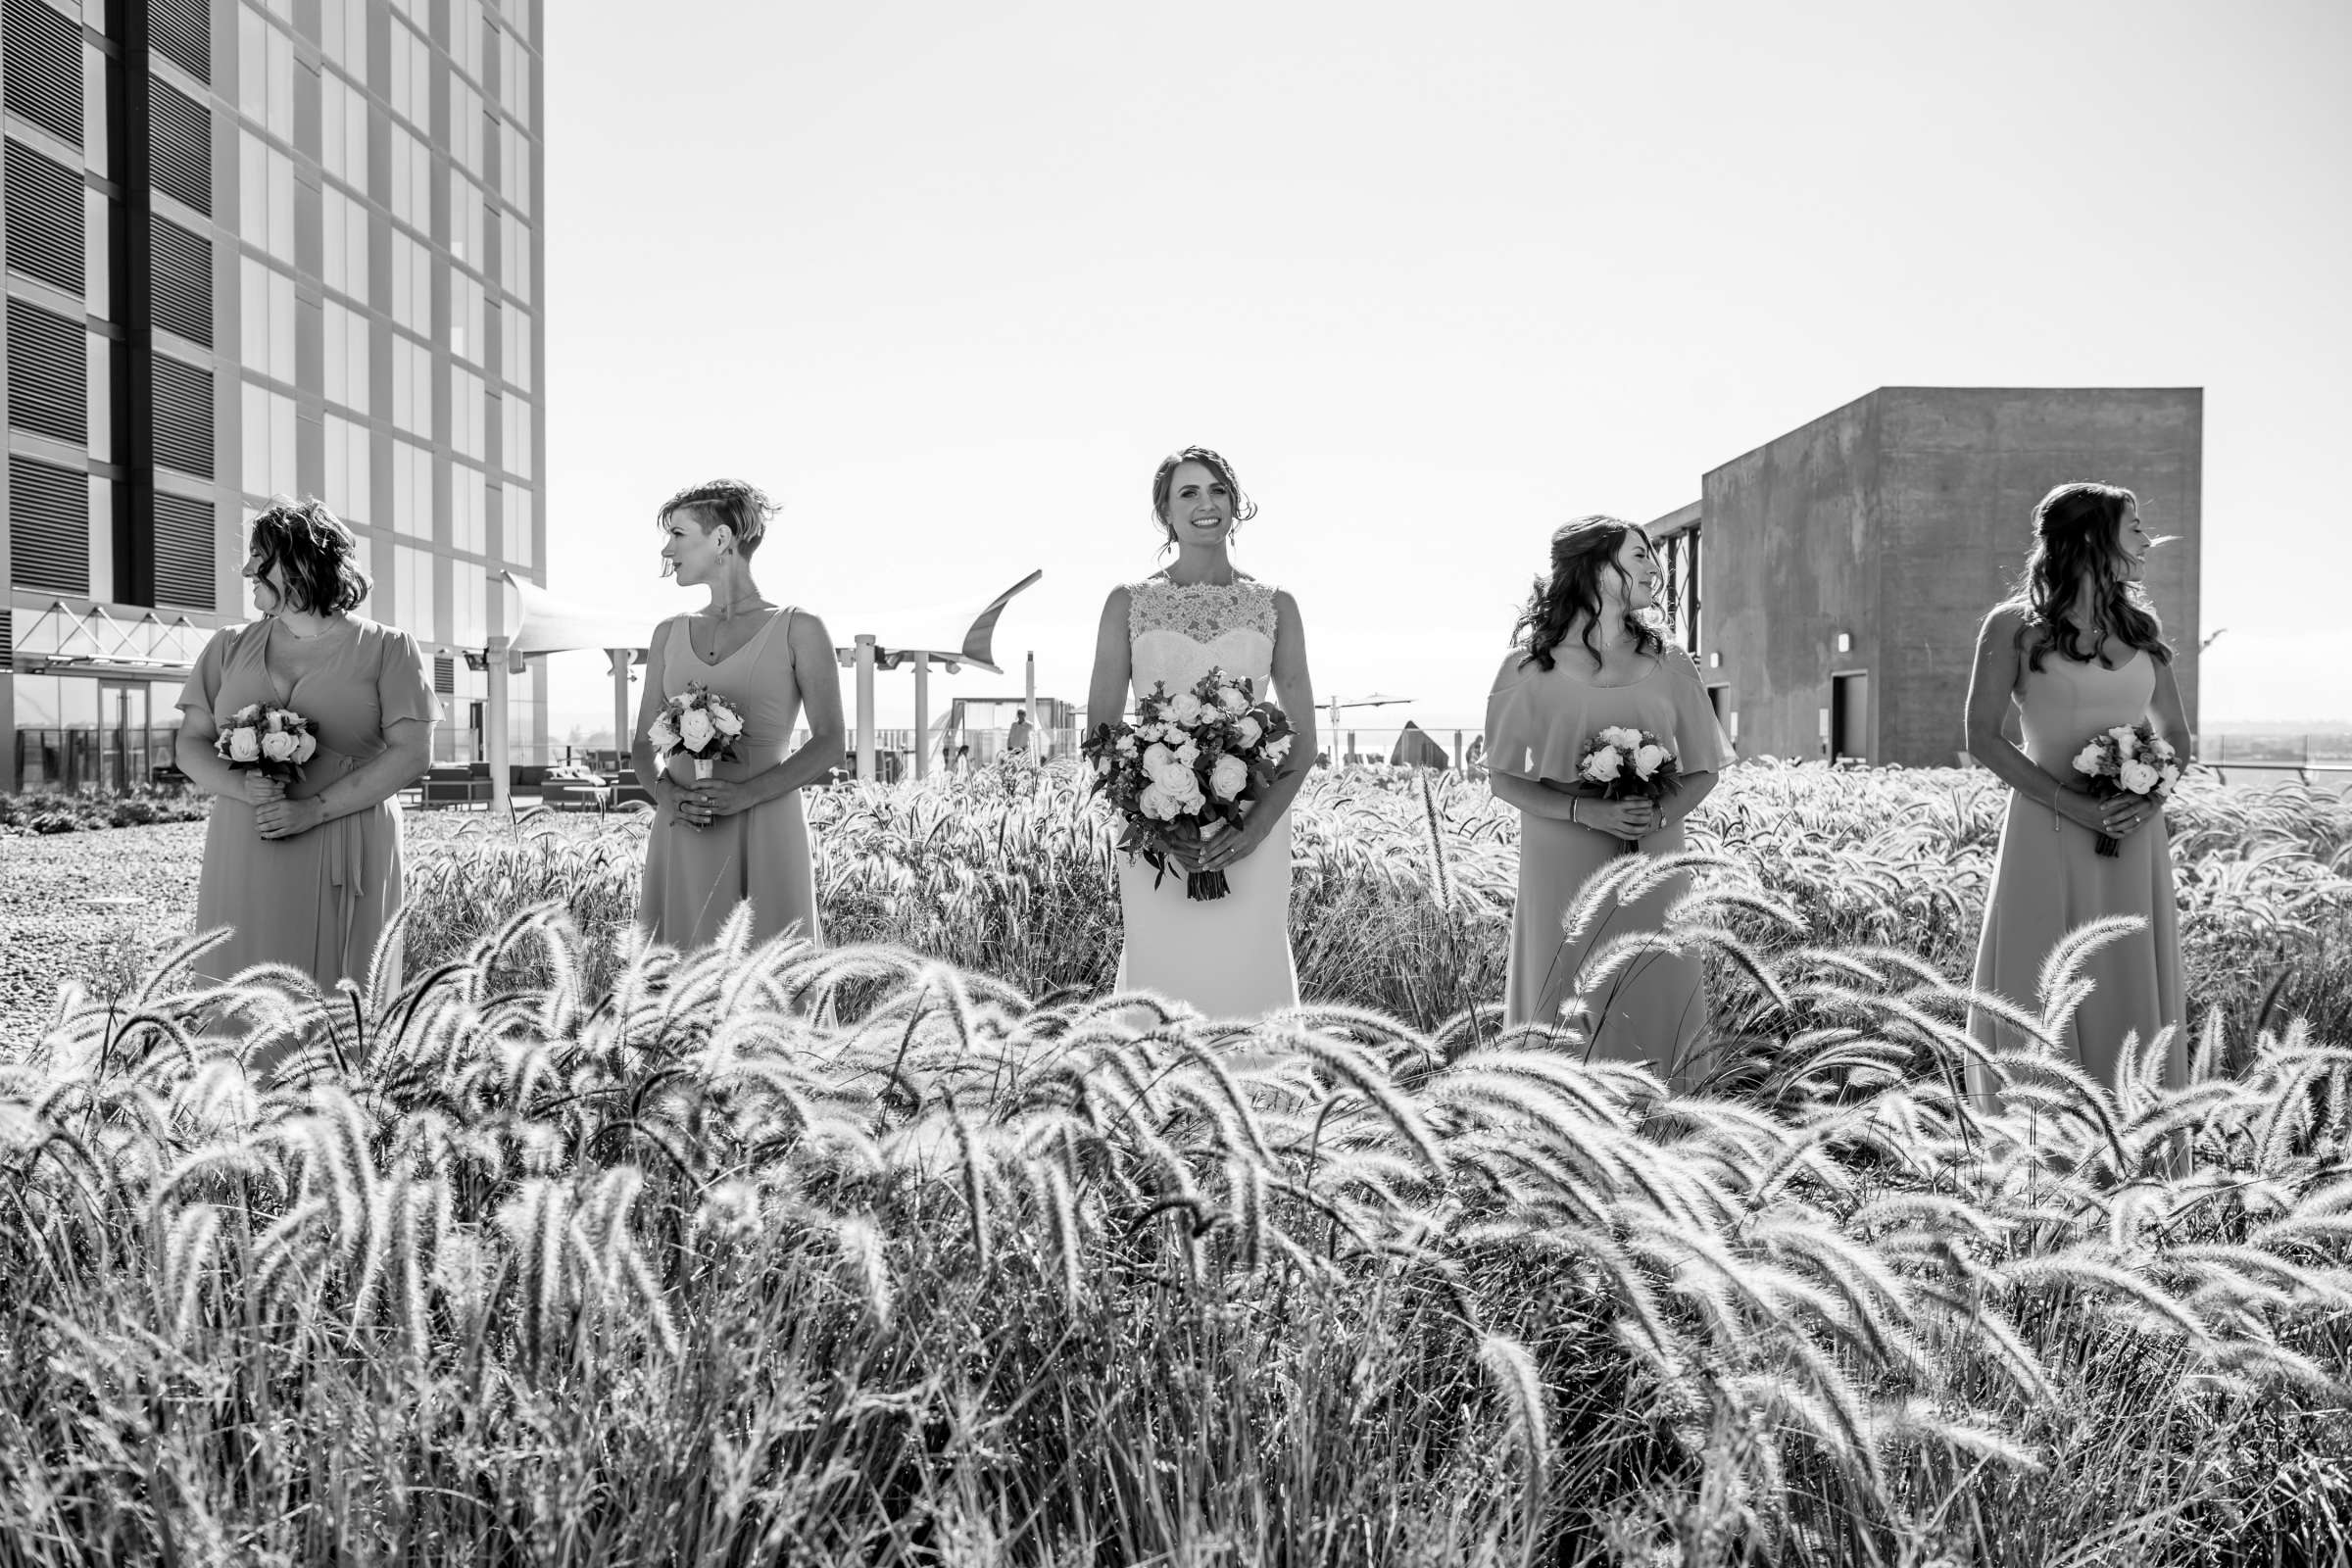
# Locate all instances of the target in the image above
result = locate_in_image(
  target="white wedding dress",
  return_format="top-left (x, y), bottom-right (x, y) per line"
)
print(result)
top-left (1113, 577), bottom-right (1300, 1020)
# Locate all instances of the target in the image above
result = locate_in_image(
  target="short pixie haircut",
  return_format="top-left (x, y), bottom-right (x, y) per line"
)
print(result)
top-left (657, 478), bottom-right (778, 560)
top-left (250, 497), bottom-right (370, 614)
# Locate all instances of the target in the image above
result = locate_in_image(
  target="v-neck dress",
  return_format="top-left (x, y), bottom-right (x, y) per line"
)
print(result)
top-left (637, 608), bottom-right (822, 953)
top-left (1967, 648), bottom-right (2185, 1101)
top-left (1484, 645), bottom-right (1724, 1083)
top-left (175, 616), bottom-right (438, 993)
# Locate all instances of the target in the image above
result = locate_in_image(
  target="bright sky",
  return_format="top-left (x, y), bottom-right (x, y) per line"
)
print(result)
top-left (539, 0), bottom-right (2352, 740)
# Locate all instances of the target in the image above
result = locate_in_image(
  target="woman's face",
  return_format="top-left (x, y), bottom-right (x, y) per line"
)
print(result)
top-left (1161, 461), bottom-right (1236, 548)
top-left (1609, 530), bottom-right (1660, 612)
top-left (242, 536), bottom-right (289, 615)
top-left (659, 508), bottom-right (729, 585)
top-left (2114, 503), bottom-right (2151, 584)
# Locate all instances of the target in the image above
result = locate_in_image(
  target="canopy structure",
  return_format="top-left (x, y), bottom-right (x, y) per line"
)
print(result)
top-left (475, 568), bottom-right (1043, 808)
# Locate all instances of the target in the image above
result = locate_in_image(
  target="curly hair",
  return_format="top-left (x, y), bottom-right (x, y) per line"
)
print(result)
top-left (657, 478), bottom-right (778, 560)
top-left (1150, 447), bottom-right (1258, 548)
top-left (2011, 482), bottom-right (2171, 671)
top-left (1512, 514), bottom-right (1666, 671)
top-left (249, 497), bottom-right (369, 615)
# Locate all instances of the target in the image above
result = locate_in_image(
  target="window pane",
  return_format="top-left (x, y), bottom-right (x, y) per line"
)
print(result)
top-left (501, 303), bottom-right (531, 391)
top-left (447, 172), bottom-right (486, 269)
top-left (500, 120), bottom-right (529, 217)
top-left (86, 330), bottom-right (111, 464)
top-left (500, 210), bottom-right (529, 301)
top-left (503, 485), bottom-right (533, 568)
top-left (500, 27), bottom-right (531, 129)
top-left (451, 366), bottom-right (484, 458)
top-left (84, 187), bottom-right (111, 318)
top-left (502, 395), bottom-right (531, 478)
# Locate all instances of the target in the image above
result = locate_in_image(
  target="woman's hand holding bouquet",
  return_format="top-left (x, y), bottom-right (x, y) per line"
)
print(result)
top-left (649, 684), bottom-right (749, 829)
top-left (1567, 724), bottom-right (1682, 854)
top-left (1083, 666), bottom-right (1297, 901)
top-left (2070, 721), bottom-right (2180, 858)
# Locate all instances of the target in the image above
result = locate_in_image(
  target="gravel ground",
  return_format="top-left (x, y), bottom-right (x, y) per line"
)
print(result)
top-left (0, 822), bottom-right (208, 1048)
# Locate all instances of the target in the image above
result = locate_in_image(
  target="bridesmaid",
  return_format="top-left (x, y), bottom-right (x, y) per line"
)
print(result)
top-left (634, 479), bottom-right (845, 951)
top-left (173, 499), bottom-right (437, 1000)
top-left (1485, 515), bottom-right (1724, 1082)
top-left (1965, 482), bottom-right (2189, 1102)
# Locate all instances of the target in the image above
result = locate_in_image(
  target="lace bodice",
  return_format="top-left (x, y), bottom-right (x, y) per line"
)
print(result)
top-left (1126, 577), bottom-right (1279, 703)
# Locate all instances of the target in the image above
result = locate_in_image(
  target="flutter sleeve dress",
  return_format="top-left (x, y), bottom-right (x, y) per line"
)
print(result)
top-left (1486, 645), bottom-right (1723, 1082)
top-left (177, 617), bottom-right (437, 993)
top-left (637, 608), bottom-right (823, 953)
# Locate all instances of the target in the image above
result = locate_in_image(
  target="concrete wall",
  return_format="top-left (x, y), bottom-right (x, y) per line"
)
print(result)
top-left (1700, 387), bottom-right (2202, 768)
top-left (1698, 392), bottom-right (1883, 764)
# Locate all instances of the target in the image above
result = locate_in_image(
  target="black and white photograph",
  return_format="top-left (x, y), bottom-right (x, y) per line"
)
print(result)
top-left (0, 1), bottom-right (2347, 1561)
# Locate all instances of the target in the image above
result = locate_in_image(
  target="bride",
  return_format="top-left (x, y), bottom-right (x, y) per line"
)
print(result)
top-left (1086, 446), bottom-right (1318, 1020)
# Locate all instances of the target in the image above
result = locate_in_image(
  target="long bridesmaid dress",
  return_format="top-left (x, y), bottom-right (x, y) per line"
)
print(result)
top-left (1967, 650), bottom-right (2186, 1099)
top-left (638, 608), bottom-right (822, 952)
top-left (177, 616), bottom-right (438, 992)
top-left (1486, 647), bottom-right (1724, 1082)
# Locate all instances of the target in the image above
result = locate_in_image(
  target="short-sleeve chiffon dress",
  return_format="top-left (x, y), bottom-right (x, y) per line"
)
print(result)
top-left (176, 616), bottom-right (438, 992)
top-left (1485, 645), bottom-right (1725, 1081)
top-left (1966, 648), bottom-right (2186, 1100)
top-left (637, 608), bottom-right (823, 953)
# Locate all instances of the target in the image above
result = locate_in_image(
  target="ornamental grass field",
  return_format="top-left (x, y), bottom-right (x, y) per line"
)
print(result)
top-left (4, 762), bottom-right (2351, 1565)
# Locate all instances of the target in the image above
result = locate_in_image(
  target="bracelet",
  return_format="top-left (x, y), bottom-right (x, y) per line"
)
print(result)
top-left (1569, 799), bottom-right (1580, 827)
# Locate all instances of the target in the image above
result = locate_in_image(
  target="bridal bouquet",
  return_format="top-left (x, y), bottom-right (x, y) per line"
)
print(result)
top-left (1575, 724), bottom-right (1681, 855)
top-left (1083, 665), bottom-right (1297, 902)
top-left (2072, 722), bottom-right (2180, 858)
top-left (649, 685), bottom-right (746, 780)
top-left (215, 702), bottom-right (318, 783)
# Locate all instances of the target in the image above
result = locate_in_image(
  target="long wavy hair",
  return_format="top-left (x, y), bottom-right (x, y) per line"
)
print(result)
top-left (249, 497), bottom-right (369, 615)
top-left (1149, 446), bottom-right (1257, 551)
top-left (1512, 514), bottom-right (1666, 671)
top-left (2011, 482), bottom-right (2171, 671)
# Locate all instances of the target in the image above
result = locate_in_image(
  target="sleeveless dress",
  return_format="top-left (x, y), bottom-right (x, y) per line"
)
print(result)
top-left (175, 616), bottom-right (438, 992)
top-left (1484, 646), bottom-right (1724, 1082)
top-left (1967, 650), bottom-right (2185, 1099)
top-left (1114, 578), bottom-right (1299, 1020)
top-left (638, 609), bottom-right (822, 953)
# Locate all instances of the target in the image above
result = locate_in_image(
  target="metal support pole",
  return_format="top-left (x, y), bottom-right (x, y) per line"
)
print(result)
top-left (1453, 729), bottom-right (1463, 769)
top-left (608, 649), bottom-right (633, 776)
top-left (855, 634), bottom-right (877, 782)
top-left (1024, 650), bottom-right (1037, 758)
top-left (485, 637), bottom-right (512, 814)
top-left (912, 654), bottom-right (930, 781)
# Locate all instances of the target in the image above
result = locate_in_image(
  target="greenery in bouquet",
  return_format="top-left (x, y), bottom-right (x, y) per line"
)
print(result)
top-left (1082, 665), bottom-right (1296, 900)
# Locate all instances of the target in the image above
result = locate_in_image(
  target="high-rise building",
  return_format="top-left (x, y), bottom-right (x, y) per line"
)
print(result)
top-left (1, 0), bottom-right (545, 791)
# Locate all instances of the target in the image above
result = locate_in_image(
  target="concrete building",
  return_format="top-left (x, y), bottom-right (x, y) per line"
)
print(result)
top-left (2, 0), bottom-right (546, 791)
top-left (1649, 387), bottom-right (2201, 768)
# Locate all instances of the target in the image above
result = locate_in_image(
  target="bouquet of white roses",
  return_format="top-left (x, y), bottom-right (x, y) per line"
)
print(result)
top-left (1574, 723), bottom-right (1681, 855)
top-left (214, 702), bottom-right (318, 783)
top-left (1083, 665), bottom-right (1297, 901)
top-left (649, 684), bottom-right (746, 780)
top-left (2071, 721), bottom-right (2180, 858)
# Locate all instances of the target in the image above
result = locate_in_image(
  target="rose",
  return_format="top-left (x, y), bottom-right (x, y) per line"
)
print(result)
top-left (1263, 735), bottom-right (1294, 765)
top-left (1209, 754), bottom-right (1250, 801)
top-left (1096, 757), bottom-right (1114, 777)
top-left (2073, 743), bottom-right (2107, 777)
top-left (1115, 733), bottom-right (1139, 757)
top-left (261, 730), bottom-right (298, 762)
top-left (227, 728), bottom-right (261, 762)
top-left (2158, 763), bottom-right (2180, 791)
top-left (1217, 685), bottom-right (1249, 714)
top-left (1171, 738), bottom-right (1200, 769)
top-left (264, 709), bottom-right (288, 732)
top-left (711, 704), bottom-right (745, 737)
top-left (293, 731), bottom-right (318, 763)
top-left (1632, 742), bottom-right (1670, 779)
top-left (2109, 725), bottom-right (2140, 746)
top-left (1231, 715), bottom-right (1264, 749)
top-left (1166, 692), bottom-right (1204, 725)
top-left (1139, 781), bottom-right (1182, 821)
top-left (2119, 760), bottom-right (2161, 795)
top-left (650, 715), bottom-right (680, 749)
top-left (232, 704), bottom-right (263, 725)
top-left (1144, 742), bottom-right (1184, 782)
top-left (1600, 726), bottom-right (1642, 750)
top-left (679, 708), bottom-right (716, 751)
top-left (1580, 745), bottom-right (1622, 783)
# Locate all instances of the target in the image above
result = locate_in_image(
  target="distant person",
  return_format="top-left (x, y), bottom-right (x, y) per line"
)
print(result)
top-left (634, 479), bottom-right (845, 952)
top-left (955, 744), bottom-right (972, 772)
top-left (1964, 483), bottom-right (2188, 1106)
top-left (174, 499), bottom-right (436, 1019)
top-left (1005, 709), bottom-right (1035, 758)
top-left (1087, 445), bottom-right (1316, 1020)
top-left (1484, 515), bottom-right (1722, 1082)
